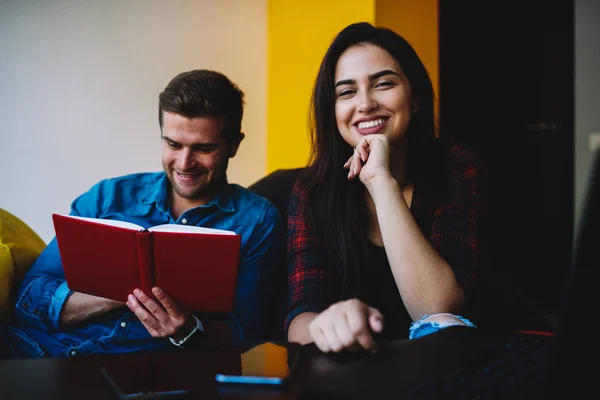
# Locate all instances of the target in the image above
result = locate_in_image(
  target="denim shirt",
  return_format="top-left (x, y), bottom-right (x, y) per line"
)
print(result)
top-left (7, 172), bottom-right (283, 358)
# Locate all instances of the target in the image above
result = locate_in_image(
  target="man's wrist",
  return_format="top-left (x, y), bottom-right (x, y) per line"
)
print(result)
top-left (171, 315), bottom-right (197, 341)
top-left (169, 315), bottom-right (204, 348)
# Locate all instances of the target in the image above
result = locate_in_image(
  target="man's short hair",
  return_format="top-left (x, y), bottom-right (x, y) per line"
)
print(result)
top-left (158, 70), bottom-right (245, 143)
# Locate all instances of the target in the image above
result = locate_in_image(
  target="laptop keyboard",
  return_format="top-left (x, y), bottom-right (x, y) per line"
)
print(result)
top-left (405, 334), bottom-right (556, 399)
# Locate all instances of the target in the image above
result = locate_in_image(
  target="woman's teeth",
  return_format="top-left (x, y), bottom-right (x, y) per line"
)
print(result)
top-left (357, 118), bottom-right (385, 129)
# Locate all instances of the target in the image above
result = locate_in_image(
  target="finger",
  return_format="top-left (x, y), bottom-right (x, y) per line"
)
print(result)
top-left (355, 327), bottom-right (377, 353)
top-left (349, 149), bottom-right (357, 177)
top-left (133, 289), bottom-right (169, 324)
top-left (368, 307), bottom-right (385, 333)
top-left (345, 152), bottom-right (356, 179)
top-left (140, 320), bottom-right (160, 338)
top-left (309, 323), bottom-right (330, 353)
top-left (356, 145), bottom-right (368, 163)
top-left (343, 157), bottom-right (352, 169)
top-left (346, 310), bottom-right (377, 352)
top-left (348, 154), bottom-right (357, 179)
top-left (127, 294), bottom-right (162, 333)
top-left (322, 325), bottom-right (343, 353)
top-left (152, 287), bottom-right (184, 316)
top-left (126, 292), bottom-right (147, 314)
top-left (353, 154), bottom-right (362, 177)
top-left (355, 145), bottom-right (364, 165)
top-left (334, 315), bottom-right (356, 349)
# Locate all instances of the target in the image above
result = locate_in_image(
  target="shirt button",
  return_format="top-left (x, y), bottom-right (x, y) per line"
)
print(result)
top-left (181, 218), bottom-right (188, 224)
top-left (121, 322), bottom-right (127, 328)
top-left (70, 350), bottom-right (77, 356)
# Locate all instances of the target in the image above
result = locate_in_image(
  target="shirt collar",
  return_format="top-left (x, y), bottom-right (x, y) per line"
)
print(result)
top-left (141, 173), bottom-right (236, 213)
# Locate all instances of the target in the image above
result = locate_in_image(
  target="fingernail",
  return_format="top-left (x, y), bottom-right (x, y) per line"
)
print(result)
top-left (133, 289), bottom-right (141, 296)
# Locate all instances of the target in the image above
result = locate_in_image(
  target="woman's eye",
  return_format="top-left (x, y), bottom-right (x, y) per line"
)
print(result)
top-left (337, 89), bottom-right (355, 97)
top-left (376, 81), bottom-right (394, 89)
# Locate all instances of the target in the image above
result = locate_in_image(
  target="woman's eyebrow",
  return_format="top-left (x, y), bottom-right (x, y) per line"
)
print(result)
top-left (334, 69), bottom-right (400, 89)
top-left (334, 79), bottom-right (354, 89)
top-left (369, 69), bottom-right (400, 80)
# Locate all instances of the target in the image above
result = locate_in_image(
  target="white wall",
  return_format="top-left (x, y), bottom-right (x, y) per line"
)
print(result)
top-left (0, 0), bottom-right (267, 243)
top-left (575, 0), bottom-right (600, 231)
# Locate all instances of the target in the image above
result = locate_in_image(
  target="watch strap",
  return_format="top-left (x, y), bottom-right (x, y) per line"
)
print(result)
top-left (169, 314), bottom-right (203, 348)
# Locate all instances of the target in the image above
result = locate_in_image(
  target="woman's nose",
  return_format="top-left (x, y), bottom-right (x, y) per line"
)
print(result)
top-left (357, 91), bottom-right (377, 113)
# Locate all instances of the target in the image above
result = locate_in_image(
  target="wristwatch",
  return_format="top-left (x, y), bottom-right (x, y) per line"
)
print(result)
top-left (169, 314), bottom-right (204, 348)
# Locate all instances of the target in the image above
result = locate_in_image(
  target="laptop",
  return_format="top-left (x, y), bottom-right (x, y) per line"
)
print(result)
top-left (297, 149), bottom-right (599, 399)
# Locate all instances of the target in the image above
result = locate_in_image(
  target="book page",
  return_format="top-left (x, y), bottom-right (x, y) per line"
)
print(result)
top-left (149, 224), bottom-right (236, 235)
top-left (60, 214), bottom-right (144, 231)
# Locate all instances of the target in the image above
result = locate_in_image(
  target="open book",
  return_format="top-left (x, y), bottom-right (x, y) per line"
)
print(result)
top-left (52, 213), bottom-right (241, 312)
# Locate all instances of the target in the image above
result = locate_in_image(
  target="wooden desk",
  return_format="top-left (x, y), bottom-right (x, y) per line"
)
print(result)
top-left (0, 327), bottom-right (563, 400)
top-left (0, 344), bottom-right (298, 400)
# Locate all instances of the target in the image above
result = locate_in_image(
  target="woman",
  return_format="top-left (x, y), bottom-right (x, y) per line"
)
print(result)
top-left (286, 22), bottom-right (482, 353)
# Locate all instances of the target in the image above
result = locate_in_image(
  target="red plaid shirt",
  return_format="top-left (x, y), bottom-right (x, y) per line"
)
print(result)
top-left (285, 141), bottom-right (482, 337)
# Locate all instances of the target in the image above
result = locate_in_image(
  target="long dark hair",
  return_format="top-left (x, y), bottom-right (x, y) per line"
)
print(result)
top-left (303, 22), bottom-right (438, 298)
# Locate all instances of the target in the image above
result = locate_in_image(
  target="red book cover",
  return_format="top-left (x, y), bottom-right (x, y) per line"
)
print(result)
top-left (52, 213), bottom-right (241, 312)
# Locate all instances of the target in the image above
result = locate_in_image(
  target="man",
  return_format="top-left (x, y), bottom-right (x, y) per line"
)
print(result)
top-left (5, 70), bottom-right (284, 357)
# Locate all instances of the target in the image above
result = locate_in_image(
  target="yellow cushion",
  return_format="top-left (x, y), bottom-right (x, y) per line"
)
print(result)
top-left (0, 209), bottom-right (45, 321)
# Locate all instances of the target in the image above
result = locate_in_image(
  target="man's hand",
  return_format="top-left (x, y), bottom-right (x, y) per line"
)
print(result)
top-left (309, 298), bottom-right (384, 353)
top-left (126, 287), bottom-right (192, 340)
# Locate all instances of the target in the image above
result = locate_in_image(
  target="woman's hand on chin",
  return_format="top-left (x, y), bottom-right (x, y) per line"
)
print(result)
top-left (344, 134), bottom-right (393, 184)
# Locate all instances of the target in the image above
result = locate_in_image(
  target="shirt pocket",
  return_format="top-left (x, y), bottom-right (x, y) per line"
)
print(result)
top-left (14, 277), bottom-right (57, 328)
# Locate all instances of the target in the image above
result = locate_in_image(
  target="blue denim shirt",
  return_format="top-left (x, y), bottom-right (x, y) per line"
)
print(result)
top-left (6, 172), bottom-right (283, 358)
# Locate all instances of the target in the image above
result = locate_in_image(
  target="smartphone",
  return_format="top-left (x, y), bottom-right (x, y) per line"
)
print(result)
top-left (215, 342), bottom-right (300, 387)
top-left (99, 368), bottom-right (192, 399)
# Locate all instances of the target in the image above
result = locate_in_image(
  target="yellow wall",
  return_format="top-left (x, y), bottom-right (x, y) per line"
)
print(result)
top-left (267, 0), bottom-right (375, 172)
top-left (375, 0), bottom-right (439, 113)
top-left (266, 0), bottom-right (438, 172)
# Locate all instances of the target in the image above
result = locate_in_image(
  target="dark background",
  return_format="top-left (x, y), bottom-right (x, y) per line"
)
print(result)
top-left (439, 0), bottom-right (575, 321)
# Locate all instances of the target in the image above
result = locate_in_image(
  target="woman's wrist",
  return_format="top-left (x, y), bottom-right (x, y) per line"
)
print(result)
top-left (364, 174), bottom-right (399, 199)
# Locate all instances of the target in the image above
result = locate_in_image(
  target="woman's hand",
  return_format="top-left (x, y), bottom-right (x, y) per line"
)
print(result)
top-left (126, 287), bottom-right (191, 339)
top-left (343, 134), bottom-right (393, 184)
top-left (309, 299), bottom-right (384, 353)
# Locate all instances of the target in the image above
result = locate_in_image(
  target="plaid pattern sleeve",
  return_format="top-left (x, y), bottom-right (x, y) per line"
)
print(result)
top-left (283, 180), bottom-right (332, 336)
top-left (428, 142), bottom-right (482, 294)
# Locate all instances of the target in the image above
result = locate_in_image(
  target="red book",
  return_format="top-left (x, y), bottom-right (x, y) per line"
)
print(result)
top-left (52, 213), bottom-right (241, 312)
